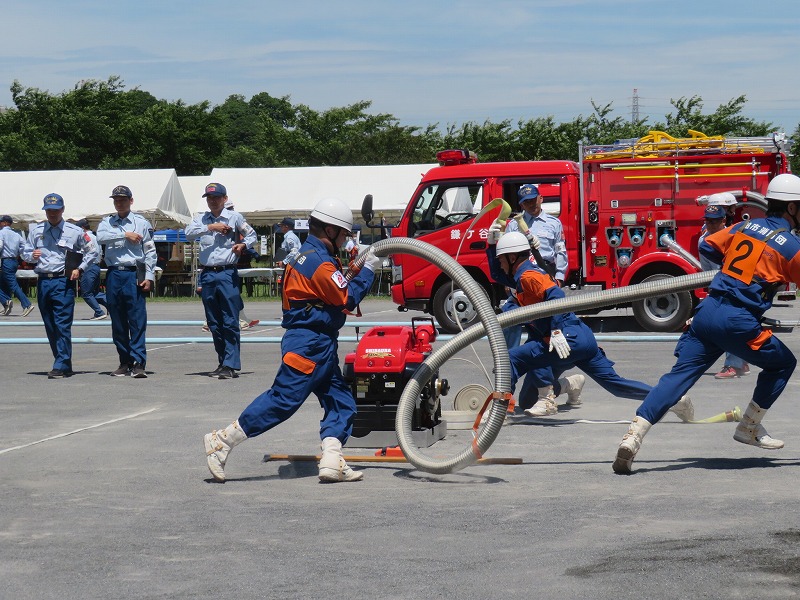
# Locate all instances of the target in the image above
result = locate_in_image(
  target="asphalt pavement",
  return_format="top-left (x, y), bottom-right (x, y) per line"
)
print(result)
top-left (2, 297), bottom-right (800, 599)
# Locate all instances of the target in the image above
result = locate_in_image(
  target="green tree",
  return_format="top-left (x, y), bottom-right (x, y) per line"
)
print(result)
top-left (122, 100), bottom-right (223, 175)
top-left (655, 95), bottom-right (774, 137)
top-left (790, 125), bottom-right (800, 174)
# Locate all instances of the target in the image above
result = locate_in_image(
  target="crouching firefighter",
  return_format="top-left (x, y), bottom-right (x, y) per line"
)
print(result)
top-left (486, 227), bottom-right (692, 421)
top-left (204, 197), bottom-right (381, 483)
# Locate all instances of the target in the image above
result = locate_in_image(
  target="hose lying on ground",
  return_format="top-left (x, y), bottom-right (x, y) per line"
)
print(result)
top-left (355, 238), bottom-right (715, 474)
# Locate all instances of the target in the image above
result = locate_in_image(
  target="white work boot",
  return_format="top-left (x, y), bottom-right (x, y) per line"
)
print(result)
top-left (319, 437), bottom-right (364, 483)
top-left (558, 374), bottom-right (586, 406)
top-left (204, 420), bottom-right (247, 482)
top-left (612, 416), bottom-right (652, 474)
top-left (524, 387), bottom-right (559, 417)
top-left (733, 401), bottom-right (784, 449)
top-left (669, 395), bottom-right (695, 423)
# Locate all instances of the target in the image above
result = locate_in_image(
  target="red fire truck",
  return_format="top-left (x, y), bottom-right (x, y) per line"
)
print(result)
top-left (386, 131), bottom-right (792, 333)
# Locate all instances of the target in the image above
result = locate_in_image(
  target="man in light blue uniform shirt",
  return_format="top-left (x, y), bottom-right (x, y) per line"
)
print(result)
top-left (75, 218), bottom-right (107, 320)
top-left (0, 215), bottom-right (35, 317)
top-left (22, 194), bottom-right (98, 378)
top-left (96, 185), bottom-right (158, 378)
top-left (186, 183), bottom-right (257, 379)
top-left (279, 216), bottom-right (301, 265)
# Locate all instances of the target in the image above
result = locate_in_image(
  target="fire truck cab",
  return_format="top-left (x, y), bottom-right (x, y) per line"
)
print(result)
top-left (388, 132), bottom-right (791, 333)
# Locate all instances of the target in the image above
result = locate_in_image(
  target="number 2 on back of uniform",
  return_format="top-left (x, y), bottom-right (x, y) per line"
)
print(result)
top-left (721, 231), bottom-right (765, 284)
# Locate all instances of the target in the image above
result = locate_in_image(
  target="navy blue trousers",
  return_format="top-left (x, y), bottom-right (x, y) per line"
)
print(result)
top-left (105, 269), bottom-right (148, 367)
top-left (37, 277), bottom-right (75, 371)
top-left (200, 269), bottom-right (241, 370)
top-left (79, 263), bottom-right (106, 316)
top-left (238, 329), bottom-right (356, 443)
top-left (511, 319), bottom-right (651, 405)
top-left (635, 295), bottom-right (796, 423)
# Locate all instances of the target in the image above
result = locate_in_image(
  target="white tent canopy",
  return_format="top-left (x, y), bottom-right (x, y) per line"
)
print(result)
top-left (177, 175), bottom-right (210, 216)
top-left (202, 164), bottom-right (436, 226)
top-left (1, 169), bottom-right (192, 230)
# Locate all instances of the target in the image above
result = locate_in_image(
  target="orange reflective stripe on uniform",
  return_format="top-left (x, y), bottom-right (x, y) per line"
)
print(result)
top-left (284, 351), bottom-right (316, 374)
top-left (747, 329), bottom-right (773, 351)
top-left (283, 256), bottom-right (349, 310)
top-left (517, 267), bottom-right (556, 307)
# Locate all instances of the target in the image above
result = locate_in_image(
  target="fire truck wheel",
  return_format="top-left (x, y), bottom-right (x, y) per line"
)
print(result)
top-left (432, 283), bottom-right (481, 333)
top-left (631, 274), bottom-right (694, 332)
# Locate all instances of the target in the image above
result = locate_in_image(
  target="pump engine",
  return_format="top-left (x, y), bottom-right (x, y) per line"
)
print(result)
top-left (343, 318), bottom-right (449, 448)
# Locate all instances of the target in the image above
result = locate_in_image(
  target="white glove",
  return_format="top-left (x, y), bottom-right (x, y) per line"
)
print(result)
top-left (487, 220), bottom-right (504, 245)
top-left (549, 329), bottom-right (571, 359)
top-left (524, 231), bottom-right (541, 250)
top-left (362, 249), bottom-right (381, 273)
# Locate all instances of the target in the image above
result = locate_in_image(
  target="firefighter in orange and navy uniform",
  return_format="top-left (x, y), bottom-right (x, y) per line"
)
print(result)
top-left (203, 198), bottom-right (381, 483)
top-left (613, 174), bottom-right (800, 474)
top-left (487, 229), bottom-right (653, 418)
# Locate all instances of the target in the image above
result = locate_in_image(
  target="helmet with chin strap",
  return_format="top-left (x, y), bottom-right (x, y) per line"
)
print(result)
top-left (310, 198), bottom-right (353, 233)
top-left (765, 174), bottom-right (800, 203)
top-left (496, 231), bottom-right (531, 257)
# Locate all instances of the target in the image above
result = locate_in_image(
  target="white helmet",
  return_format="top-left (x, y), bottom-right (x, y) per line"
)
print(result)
top-left (765, 174), bottom-right (800, 203)
top-left (706, 192), bottom-right (737, 206)
top-left (310, 198), bottom-right (353, 232)
top-left (496, 232), bottom-right (531, 257)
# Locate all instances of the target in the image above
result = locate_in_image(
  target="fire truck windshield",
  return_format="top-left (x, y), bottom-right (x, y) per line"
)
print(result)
top-left (409, 182), bottom-right (483, 237)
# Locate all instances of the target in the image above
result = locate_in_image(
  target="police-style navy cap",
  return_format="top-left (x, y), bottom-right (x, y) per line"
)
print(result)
top-left (704, 205), bottom-right (725, 219)
top-left (0, 215), bottom-right (12, 223)
top-left (42, 193), bottom-right (64, 210)
top-left (75, 218), bottom-right (90, 228)
top-left (280, 216), bottom-right (295, 228)
top-left (203, 183), bottom-right (227, 197)
top-left (110, 185), bottom-right (133, 198)
top-left (518, 184), bottom-right (540, 203)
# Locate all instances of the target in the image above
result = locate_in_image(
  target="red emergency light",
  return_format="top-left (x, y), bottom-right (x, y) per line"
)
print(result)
top-left (437, 149), bottom-right (477, 166)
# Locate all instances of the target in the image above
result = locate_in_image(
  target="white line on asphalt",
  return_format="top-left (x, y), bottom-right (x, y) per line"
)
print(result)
top-left (0, 408), bottom-right (159, 455)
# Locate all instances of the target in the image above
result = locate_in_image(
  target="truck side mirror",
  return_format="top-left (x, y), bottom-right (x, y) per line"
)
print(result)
top-left (361, 194), bottom-right (374, 226)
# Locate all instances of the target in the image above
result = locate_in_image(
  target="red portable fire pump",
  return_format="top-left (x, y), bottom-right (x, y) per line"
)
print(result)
top-left (343, 317), bottom-right (449, 448)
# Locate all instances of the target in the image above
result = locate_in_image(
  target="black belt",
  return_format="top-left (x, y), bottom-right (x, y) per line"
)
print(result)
top-left (38, 272), bottom-right (65, 279)
top-left (1, 257), bottom-right (17, 261)
top-left (107, 265), bottom-right (137, 272)
top-left (202, 265), bottom-right (236, 272)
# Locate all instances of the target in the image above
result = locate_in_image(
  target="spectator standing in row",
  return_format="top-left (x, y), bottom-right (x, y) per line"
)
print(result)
top-left (279, 216), bottom-right (301, 265)
top-left (186, 183), bottom-right (256, 380)
top-left (75, 218), bottom-right (107, 320)
top-left (96, 186), bottom-right (158, 378)
top-left (22, 194), bottom-right (98, 378)
top-left (0, 215), bottom-right (35, 317)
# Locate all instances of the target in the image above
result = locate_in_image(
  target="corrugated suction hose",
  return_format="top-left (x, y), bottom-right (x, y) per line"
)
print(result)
top-left (354, 239), bottom-right (716, 474)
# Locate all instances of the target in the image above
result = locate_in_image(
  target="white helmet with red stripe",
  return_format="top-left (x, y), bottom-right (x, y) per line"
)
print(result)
top-left (310, 198), bottom-right (353, 232)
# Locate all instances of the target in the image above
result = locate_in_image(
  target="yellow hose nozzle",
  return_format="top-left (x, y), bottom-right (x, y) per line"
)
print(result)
top-left (690, 406), bottom-right (742, 424)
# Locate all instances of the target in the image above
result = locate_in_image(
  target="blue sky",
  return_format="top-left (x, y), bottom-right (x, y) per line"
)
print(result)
top-left (3, 0), bottom-right (799, 133)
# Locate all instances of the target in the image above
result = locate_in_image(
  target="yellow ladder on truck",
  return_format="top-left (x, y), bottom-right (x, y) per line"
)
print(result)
top-left (584, 130), bottom-right (767, 160)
